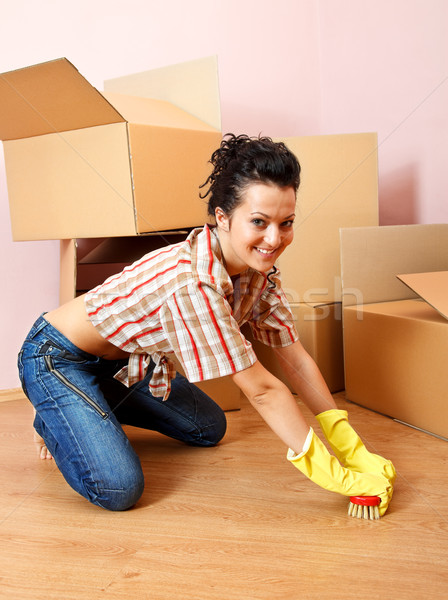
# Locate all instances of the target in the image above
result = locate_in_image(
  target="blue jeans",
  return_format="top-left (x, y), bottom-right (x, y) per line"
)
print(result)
top-left (18, 315), bottom-right (227, 511)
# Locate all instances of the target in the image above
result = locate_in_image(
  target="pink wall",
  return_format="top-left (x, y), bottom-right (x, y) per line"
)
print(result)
top-left (318, 0), bottom-right (448, 225)
top-left (0, 0), bottom-right (446, 389)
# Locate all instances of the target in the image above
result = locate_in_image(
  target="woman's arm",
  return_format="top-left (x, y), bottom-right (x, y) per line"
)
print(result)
top-left (231, 360), bottom-right (311, 455)
top-left (231, 339), bottom-right (336, 451)
top-left (274, 340), bottom-right (338, 415)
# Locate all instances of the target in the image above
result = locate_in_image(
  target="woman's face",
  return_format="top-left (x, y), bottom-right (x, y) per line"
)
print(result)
top-left (215, 182), bottom-right (296, 276)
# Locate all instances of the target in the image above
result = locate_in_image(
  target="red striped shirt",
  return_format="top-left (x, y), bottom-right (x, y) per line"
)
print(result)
top-left (84, 225), bottom-right (298, 400)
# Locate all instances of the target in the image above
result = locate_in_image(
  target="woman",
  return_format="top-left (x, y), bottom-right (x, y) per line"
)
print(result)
top-left (18, 134), bottom-right (395, 513)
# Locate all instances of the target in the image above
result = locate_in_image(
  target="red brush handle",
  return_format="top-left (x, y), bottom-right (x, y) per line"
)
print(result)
top-left (349, 495), bottom-right (381, 506)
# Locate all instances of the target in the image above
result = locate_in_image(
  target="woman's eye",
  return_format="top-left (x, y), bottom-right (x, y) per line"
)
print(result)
top-left (282, 220), bottom-right (294, 228)
top-left (251, 219), bottom-right (265, 226)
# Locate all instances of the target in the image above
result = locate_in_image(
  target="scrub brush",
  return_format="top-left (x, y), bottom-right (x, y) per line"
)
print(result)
top-left (348, 496), bottom-right (381, 520)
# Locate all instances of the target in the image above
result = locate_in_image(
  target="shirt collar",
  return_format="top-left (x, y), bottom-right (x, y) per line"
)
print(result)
top-left (188, 225), bottom-right (234, 293)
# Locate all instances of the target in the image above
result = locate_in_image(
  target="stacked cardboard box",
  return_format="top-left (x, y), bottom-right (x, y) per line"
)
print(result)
top-left (340, 224), bottom-right (448, 438)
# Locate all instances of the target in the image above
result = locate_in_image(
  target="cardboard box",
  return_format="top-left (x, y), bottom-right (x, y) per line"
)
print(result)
top-left (243, 301), bottom-right (345, 394)
top-left (275, 133), bottom-right (379, 303)
top-left (0, 57), bottom-right (221, 240)
top-left (341, 225), bottom-right (448, 439)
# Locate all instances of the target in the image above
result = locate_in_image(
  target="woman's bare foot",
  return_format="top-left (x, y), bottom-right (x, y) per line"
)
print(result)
top-left (33, 409), bottom-right (53, 460)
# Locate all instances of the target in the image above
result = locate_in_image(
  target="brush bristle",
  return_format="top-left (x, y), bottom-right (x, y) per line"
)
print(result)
top-left (347, 496), bottom-right (380, 520)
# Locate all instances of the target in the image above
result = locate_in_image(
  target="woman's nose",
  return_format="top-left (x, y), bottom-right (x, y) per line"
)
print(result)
top-left (264, 226), bottom-right (281, 247)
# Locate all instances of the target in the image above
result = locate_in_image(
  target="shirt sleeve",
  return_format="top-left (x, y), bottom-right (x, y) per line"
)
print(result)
top-left (248, 278), bottom-right (299, 348)
top-left (159, 281), bottom-right (257, 383)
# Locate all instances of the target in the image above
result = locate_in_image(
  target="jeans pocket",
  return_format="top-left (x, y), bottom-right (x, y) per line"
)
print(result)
top-left (39, 340), bottom-right (87, 363)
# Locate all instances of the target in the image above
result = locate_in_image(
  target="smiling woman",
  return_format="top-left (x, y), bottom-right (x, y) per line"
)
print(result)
top-left (17, 133), bottom-right (395, 516)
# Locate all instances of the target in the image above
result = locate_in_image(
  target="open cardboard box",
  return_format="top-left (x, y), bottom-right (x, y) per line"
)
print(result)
top-left (341, 224), bottom-right (448, 439)
top-left (0, 57), bottom-right (221, 240)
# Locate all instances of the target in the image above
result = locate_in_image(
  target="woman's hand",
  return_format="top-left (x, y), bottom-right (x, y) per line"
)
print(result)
top-left (287, 428), bottom-right (394, 516)
top-left (315, 409), bottom-right (396, 485)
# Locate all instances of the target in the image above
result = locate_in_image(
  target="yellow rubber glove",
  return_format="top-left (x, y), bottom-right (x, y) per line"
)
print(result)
top-left (315, 410), bottom-right (396, 484)
top-left (287, 428), bottom-right (393, 516)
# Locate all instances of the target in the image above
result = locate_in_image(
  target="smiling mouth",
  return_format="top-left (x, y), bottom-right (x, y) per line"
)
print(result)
top-left (255, 247), bottom-right (277, 256)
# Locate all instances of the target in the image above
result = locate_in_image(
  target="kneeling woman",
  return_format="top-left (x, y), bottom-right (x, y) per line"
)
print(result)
top-left (18, 134), bottom-right (395, 513)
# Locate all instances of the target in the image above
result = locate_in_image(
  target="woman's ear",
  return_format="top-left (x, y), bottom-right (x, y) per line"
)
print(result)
top-left (215, 207), bottom-right (230, 232)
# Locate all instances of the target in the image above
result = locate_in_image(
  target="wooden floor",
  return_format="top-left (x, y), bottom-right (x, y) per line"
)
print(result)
top-left (1, 389), bottom-right (447, 600)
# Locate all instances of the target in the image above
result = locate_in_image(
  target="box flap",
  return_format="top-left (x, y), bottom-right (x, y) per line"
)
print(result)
top-left (102, 92), bottom-right (219, 131)
top-left (0, 58), bottom-right (124, 141)
top-left (396, 271), bottom-right (448, 320)
top-left (104, 56), bottom-right (221, 131)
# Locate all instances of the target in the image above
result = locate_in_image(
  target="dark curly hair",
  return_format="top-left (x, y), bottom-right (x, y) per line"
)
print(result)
top-left (200, 133), bottom-right (301, 218)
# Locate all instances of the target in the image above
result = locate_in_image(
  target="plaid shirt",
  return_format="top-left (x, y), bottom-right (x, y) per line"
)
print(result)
top-left (85, 225), bottom-right (298, 400)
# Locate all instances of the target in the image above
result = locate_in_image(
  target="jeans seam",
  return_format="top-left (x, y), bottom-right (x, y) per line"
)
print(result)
top-left (159, 398), bottom-right (204, 440)
top-left (17, 350), bottom-right (29, 397)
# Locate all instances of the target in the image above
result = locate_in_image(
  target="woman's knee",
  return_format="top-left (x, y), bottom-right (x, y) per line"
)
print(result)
top-left (190, 411), bottom-right (227, 447)
top-left (83, 468), bottom-right (145, 511)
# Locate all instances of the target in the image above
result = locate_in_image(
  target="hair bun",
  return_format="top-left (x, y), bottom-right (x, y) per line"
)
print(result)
top-left (199, 133), bottom-right (301, 217)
